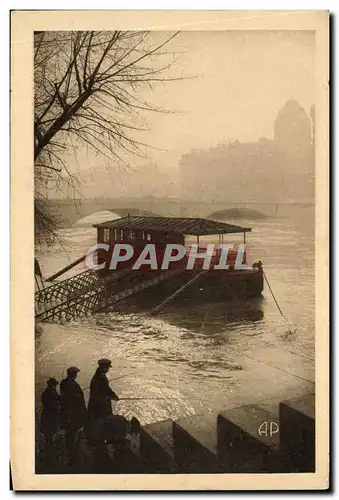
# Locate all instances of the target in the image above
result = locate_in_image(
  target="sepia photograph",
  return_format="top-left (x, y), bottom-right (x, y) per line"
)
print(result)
top-left (11, 10), bottom-right (329, 490)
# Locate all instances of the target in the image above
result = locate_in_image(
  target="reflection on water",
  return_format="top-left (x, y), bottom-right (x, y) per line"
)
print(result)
top-left (36, 209), bottom-right (315, 424)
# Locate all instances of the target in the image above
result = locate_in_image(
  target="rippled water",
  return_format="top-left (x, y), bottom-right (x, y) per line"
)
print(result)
top-left (36, 208), bottom-right (315, 424)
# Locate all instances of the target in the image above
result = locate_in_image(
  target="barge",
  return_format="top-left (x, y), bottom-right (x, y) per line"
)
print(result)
top-left (92, 215), bottom-right (263, 310)
top-left (35, 215), bottom-right (264, 323)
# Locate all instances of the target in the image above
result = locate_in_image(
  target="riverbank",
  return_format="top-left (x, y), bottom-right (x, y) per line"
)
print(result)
top-left (36, 392), bottom-right (315, 474)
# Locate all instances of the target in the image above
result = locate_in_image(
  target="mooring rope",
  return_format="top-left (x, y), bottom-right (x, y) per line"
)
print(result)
top-left (258, 338), bottom-right (315, 362)
top-left (263, 270), bottom-right (286, 319)
top-left (263, 270), bottom-right (299, 336)
top-left (232, 348), bottom-right (314, 386)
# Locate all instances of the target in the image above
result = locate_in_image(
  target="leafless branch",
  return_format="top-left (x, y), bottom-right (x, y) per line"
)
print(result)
top-left (34, 30), bottom-right (184, 243)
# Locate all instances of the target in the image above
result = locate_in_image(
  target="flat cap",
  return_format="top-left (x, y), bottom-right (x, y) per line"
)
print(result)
top-left (98, 358), bottom-right (112, 367)
top-left (67, 366), bottom-right (80, 374)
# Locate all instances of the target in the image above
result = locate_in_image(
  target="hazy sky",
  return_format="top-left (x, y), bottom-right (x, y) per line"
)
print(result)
top-left (67, 30), bottom-right (315, 175)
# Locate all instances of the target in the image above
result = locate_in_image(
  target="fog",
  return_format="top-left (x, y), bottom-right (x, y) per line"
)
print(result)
top-left (51, 30), bottom-right (315, 202)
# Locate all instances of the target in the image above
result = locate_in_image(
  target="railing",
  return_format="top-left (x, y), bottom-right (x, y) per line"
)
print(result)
top-left (36, 285), bottom-right (105, 323)
top-left (35, 267), bottom-right (185, 324)
top-left (35, 269), bottom-right (99, 307)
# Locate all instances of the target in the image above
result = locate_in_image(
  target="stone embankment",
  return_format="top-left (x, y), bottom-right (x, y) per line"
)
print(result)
top-left (138, 393), bottom-right (315, 473)
top-left (36, 393), bottom-right (315, 474)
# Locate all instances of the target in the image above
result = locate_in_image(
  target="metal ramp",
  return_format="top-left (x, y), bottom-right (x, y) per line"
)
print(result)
top-left (35, 269), bottom-right (99, 309)
top-left (35, 268), bottom-right (184, 324)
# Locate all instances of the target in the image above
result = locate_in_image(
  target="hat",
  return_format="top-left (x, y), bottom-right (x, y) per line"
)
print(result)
top-left (46, 377), bottom-right (58, 386)
top-left (98, 358), bottom-right (112, 367)
top-left (67, 366), bottom-right (80, 375)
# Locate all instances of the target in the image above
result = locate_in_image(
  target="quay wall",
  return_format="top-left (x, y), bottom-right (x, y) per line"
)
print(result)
top-left (36, 392), bottom-right (315, 474)
top-left (138, 393), bottom-right (315, 473)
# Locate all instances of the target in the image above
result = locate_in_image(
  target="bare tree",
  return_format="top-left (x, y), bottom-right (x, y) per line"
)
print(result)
top-left (34, 30), bottom-right (181, 243)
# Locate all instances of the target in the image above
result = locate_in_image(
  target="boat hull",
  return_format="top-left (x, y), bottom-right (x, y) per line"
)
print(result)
top-left (108, 268), bottom-right (264, 310)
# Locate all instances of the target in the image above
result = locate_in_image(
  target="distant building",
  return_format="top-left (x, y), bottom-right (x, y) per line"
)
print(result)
top-left (179, 100), bottom-right (315, 203)
top-left (274, 99), bottom-right (313, 158)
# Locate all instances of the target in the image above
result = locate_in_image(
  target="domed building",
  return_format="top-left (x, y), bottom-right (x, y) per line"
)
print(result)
top-left (274, 100), bottom-right (312, 156)
top-left (179, 99), bottom-right (315, 203)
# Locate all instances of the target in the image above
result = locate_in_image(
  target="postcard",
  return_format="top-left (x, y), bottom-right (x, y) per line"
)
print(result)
top-left (11, 10), bottom-right (329, 490)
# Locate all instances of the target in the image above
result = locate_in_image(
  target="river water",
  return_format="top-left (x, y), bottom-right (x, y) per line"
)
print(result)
top-left (36, 208), bottom-right (315, 425)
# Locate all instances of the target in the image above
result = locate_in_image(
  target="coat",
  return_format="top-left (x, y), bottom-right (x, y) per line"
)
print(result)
top-left (59, 377), bottom-right (87, 432)
top-left (87, 369), bottom-right (118, 421)
top-left (40, 387), bottom-right (60, 436)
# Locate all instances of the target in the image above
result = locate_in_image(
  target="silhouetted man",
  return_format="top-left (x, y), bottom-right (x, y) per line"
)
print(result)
top-left (60, 366), bottom-right (87, 464)
top-left (40, 378), bottom-right (60, 450)
top-left (87, 359), bottom-right (119, 421)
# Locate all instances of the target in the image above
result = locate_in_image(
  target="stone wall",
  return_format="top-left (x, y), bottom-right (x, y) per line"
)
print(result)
top-left (139, 393), bottom-right (315, 473)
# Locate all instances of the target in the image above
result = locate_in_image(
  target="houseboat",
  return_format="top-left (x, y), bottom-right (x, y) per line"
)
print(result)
top-left (93, 215), bottom-right (263, 310)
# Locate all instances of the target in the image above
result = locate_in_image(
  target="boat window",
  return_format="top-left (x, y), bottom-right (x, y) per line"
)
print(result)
top-left (146, 233), bottom-right (151, 241)
top-left (103, 229), bottom-right (110, 243)
top-left (128, 230), bottom-right (136, 240)
top-left (120, 230), bottom-right (124, 240)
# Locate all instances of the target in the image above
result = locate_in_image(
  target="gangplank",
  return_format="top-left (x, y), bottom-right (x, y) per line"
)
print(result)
top-left (35, 267), bottom-right (185, 324)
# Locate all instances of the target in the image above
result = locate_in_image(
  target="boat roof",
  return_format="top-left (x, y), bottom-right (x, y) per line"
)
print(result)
top-left (93, 215), bottom-right (251, 236)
